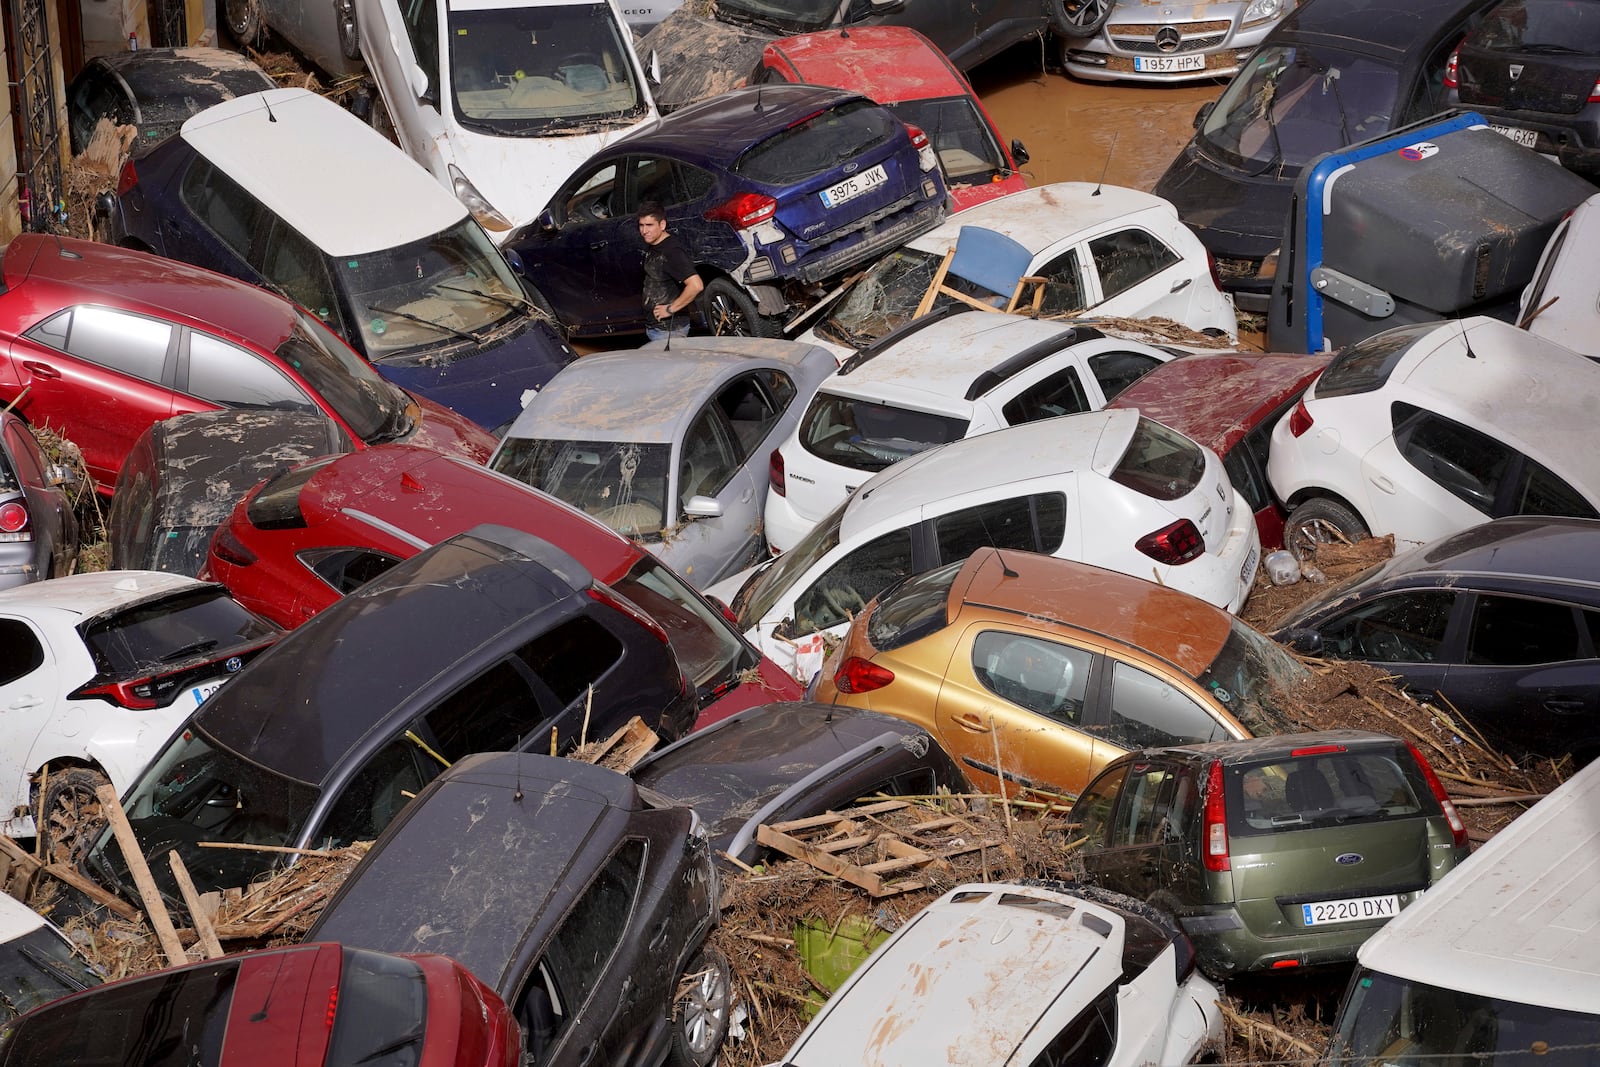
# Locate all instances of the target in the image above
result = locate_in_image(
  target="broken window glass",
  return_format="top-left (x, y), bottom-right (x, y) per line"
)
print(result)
top-left (492, 438), bottom-right (672, 539)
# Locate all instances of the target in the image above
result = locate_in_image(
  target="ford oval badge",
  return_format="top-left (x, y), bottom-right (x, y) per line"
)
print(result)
top-left (225, 656), bottom-right (244, 674)
top-left (1335, 852), bottom-right (1363, 866)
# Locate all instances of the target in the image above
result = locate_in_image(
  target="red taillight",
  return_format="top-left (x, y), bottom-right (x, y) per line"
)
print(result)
top-left (1135, 518), bottom-right (1204, 565)
top-left (705, 192), bottom-right (778, 230)
top-left (769, 448), bottom-right (786, 496)
top-left (905, 123), bottom-right (929, 151)
top-left (1590, 76), bottom-right (1600, 103)
top-left (115, 158), bottom-right (139, 198)
top-left (589, 584), bottom-right (670, 645)
top-left (326, 986), bottom-right (339, 1029)
top-left (1406, 741), bottom-right (1468, 848)
top-left (72, 678), bottom-right (162, 711)
top-left (1271, 959), bottom-right (1301, 969)
top-left (1290, 743), bottom-right (1347, 758)
top-left (1206, 249), bottom-right (1223, 294)
top-left (1287, 399), bottom-right (1313, 438)
top-left (210, 524), bottom-right (257, 567)
top-left (1203, 760), bottom-right (1229, 872)
top-left (1443, 45), bottom-right (1460, 90)
top-left (834, 656), bottom-right (894, 694)
top-left (0, 500), bottom-right (29, 536)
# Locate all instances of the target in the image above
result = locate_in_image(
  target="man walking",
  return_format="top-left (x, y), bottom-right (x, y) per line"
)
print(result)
top-left (639, 201), bottom-right (703, 341)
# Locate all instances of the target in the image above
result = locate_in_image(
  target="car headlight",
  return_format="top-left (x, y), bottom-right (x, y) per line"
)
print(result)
top-left (1243, 0), bottom-right (1287, 25)
top-left (448, 164), bottom-right (513, 232)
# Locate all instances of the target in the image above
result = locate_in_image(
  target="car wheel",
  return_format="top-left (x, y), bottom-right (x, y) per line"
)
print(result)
top-left (666, 945), bottom-right (732, 1067)
top-left (1051, 0), bottom-right (1113, 39)
top-left (335, 0), bottom-right (361, 59)
top-left (1283, 497), bottom-right (1370, 562)
top-left (37, 767), bottom-right (109, 869)
top-left (220, 0), bottom-right (263, 47)
top-left (523, 284), bottom-right (568, 339)
top-left (700, 278), bottom-right (778, 338)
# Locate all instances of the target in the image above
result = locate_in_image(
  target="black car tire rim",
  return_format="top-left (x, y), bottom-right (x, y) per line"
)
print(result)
top-left (336, 0), bottom-right (361, 59)
top-left (38, 767), bottom-right (110, 870)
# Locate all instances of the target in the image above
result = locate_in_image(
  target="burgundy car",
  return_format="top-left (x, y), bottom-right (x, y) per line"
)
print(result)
top-left (204, 443), bottom-right (802, 725)
top-left (0, 234), bottom-right (492, 493)
top-left (1108, 352), bottom-right (1330, 550)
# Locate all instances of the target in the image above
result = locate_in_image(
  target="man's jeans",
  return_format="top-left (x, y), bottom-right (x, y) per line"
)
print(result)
top-left (646, 321), bottom-right (691, 342)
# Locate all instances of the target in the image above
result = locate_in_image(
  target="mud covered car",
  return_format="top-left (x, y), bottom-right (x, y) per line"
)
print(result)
top-left (67, 47), bottom-right (276, 159)
top-left (307, 752), bottom-right (729, 1067)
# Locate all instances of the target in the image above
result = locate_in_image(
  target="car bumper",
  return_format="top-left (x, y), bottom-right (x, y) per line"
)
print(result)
top-left (1161, 489), bottom-right (1260, 613)
top-left (763, 490), bottom-right (829, 556)
top-left (764, 190), bottom-right (947, 287)
top-left (1180, 888), bottom-right (1426, 978)
top-left (1063, 14), bottom-right (1278, 83)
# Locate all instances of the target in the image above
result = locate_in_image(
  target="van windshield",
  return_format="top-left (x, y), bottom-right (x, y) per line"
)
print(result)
top-left (734, 499), bottom-right (846, 625)
top-left (336, 219), bottom-right (528, 358)
top-left (447, 3), bottom-right (646, 135)
top-left (1333, 969), bottom-right (1600, 1067)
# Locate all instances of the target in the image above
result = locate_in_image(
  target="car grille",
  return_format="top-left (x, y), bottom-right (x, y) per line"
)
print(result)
top-left (786, 192), bottom-right (947, 285)
top-left (1108, 19), bottom-right (1231, 54)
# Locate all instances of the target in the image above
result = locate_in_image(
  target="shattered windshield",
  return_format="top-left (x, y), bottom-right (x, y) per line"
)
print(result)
top-left (734, 499), bottom-right (845, 625)
top-left (0, 927), bottom-right (99, 1022)
top-left (278, 313), bottom-right (402, 443)
top-left (814, 247), bottom-right (942, 349)
top-left (889, 96), bottom-right (1007, 185)
top-left (1194, 618), bottom-right (1306, 737)
top-left (492, 438), bottom-right (672, 539)
top-left (335, 218), bottom-right (527, 358)
top-left (1197, 45), bottom-right (1401, 174)
top-left (715, 0), bottom-right (837, 33)
top-left (447, 2), bottom-right (645, 135)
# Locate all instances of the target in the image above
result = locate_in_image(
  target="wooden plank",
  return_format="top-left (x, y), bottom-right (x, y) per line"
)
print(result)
top-left (814, 833), bottom-right (875, 854)
top-left (41, 862), bottom-right (139, 921)
top-left (755, 824), bottom-right (885, 896)
top-left (169, 853), bottom-right (224, 960)
top-left (0, 836), bottom-right (42, 902)
top-left (862, 837), bottom-right (1003, 876)
top-left (768, 801), bottom-right (907, 833)
top-left (96, 784), bottom-right (186, 966)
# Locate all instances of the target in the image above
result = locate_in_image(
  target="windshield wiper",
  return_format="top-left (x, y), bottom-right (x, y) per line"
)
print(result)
top-left (353, 1028), bottom-right (426, 1065)
top-left (434, 281), bottom-right (532, 314)
top-left (365, 304), bottom-right (484, 345)
top-left (163, 639), bottom-right (218, 663)
top-left (1240, 72), bottom-right (1288, 177)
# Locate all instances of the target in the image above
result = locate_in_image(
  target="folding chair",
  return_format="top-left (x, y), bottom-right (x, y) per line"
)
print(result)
top-left (913, 225), bottom-right (1048, 318)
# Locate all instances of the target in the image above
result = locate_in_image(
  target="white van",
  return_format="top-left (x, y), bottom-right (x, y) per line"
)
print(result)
top-left (356, 0), bottom-right (657, 240)
top-left (1324, 760), bottom-right (1600, 1066)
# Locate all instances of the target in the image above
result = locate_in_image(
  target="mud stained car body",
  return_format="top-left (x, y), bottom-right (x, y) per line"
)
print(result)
top-left (0, 410), bottom-right (77, 590)
top-left (307, 752), bottom-right (727, 1067)
top-left (1071, 731), bottom-right (1469, 978)
top-left (66, 47), bottom-right (276, 159)
top-left (751, 26), bottom-right (1029, 210)
top-left (84, 525), bottom-right (699, 901)
top-left (1060, 0), bottom-right (1296, 84)
top-left (509, 83), bottom-right (946, 338)
top-left (779, 881), bottom-right (1223, 1067)
top-left (0, 942), bottom-right (519, 1067)
top-left (813, 548), bottom-right (1301, 799)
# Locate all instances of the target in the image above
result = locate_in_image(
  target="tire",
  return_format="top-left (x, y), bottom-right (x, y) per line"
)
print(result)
top-left (523, 284), bottom-right (568, 339)
top-left (335, 0), bottom-right (361, 59)
top-left (219, 0), bottom-right (263, 48)
top-left (1283, 497), bottom-right (1369, 562)
top-left (1051, 0), bottom-right (1114, 39)
top-left (666, 945), bottom-right (732, 1067)
top-left (699, 278), bottom-right (780, 338)
top-left (36, 767), bottom-right (109, 870)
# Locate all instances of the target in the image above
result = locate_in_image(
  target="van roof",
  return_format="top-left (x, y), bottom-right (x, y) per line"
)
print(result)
top-left (180, 88), bottom-right (467, 257)
top-left (1354, 758), bottom-right (1600, 1014)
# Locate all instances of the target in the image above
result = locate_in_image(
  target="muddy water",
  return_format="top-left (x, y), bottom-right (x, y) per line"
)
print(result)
top-left (969, 46), bottom-right (1228, 193)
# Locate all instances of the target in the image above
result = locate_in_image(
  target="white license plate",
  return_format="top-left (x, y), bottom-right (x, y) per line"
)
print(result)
top-left (191, 679), bottom-right (226, 706)
top-left (1135, 53), bottom-right (1207, 73)
top-left (1492, 124), bottom-right (1539, 148)
top-left (1301, 894), bottom-right (1399, 926)
top-left (820, 164), bottom-right (888, 209)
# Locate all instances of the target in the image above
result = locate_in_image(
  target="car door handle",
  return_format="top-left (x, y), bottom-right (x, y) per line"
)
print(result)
top-left (739, 488), bottom-right (753, 504)
top-left (1370, 474), bottom-right (1397, 495)
top-left (588, 242), bottom-right (608, 251)
top-left (1169, 277), bottom-right (1192, 293)
top-left (1544, 698), bottom-right (1586, 715)
top-left (952, 713), bottom-right (992, 733)
top-left (8, 696), bottom-right (42, 709)
top-left (21, 361), bottom-right (58, 380)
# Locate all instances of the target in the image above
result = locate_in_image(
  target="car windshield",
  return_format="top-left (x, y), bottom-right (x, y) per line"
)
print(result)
top-left (1194, 618), bottom-right (1306, 736)
top-left (84, 728), bottom-right (321, 897)
top-left (335, 218), bottom-right (527, 358)
top-left (1471, 0), bottom-right (1600, 52)
top-left (814, 247), bottom-right (942, 349)
top-left (0, 926), bottom-right (100, 1023)
top-left (800, 391), bottom-right (969, 474)
top-left (491, 438), bottom-right (673, 539)
top-left (78, 586), bottom-right (276, 678)
top-left (889, 96), bottom-right (1007, 184)
top-left (1332, 969), bottom-right (1600, 1067)
top-left (447, 2), bottom-right (646, 135)
top-left (611, 554), bottom-right (751, 697)
top-left (277, 313), bottom-right (404, 442)
top-left (734, 98), bottom-right (896, 184)
top-left (1109, 416), bottom-right (1206, 502)
top-left (715, 0), bottom-right (837, 34)
top-left (1197, 44), bottom-right (1401, 174)
top-left (866, 559), bottom-right (961, 652)
top-left (734, 498), bottom-right (845, 625)
top-left (1227, 747), bottom-right (1430, 834)
top-left (325, 949), bottom-right (429, 1067)
top-left (1314, 322), bottom-right (1441, 398)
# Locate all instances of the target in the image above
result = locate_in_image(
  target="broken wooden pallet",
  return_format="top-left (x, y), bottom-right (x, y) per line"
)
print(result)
top-left (754, 801), bottom-right (1011, 898)
top-left (570, 716), bottom-right (659, 773)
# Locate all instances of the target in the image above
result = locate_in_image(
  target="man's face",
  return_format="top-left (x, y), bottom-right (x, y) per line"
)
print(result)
top-left (639, 215), bottom-right (667, 245)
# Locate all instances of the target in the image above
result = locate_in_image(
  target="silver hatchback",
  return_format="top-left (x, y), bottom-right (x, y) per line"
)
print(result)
top-left (0, 412), bottom-right (76, 590)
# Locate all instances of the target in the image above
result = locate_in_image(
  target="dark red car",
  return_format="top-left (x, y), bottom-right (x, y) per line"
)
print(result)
top-left (752, 26), bottom-right (1029, 211)
top-left (1108, 352), bottom-right (1331, 550)
top-left (204, 443), bottom-right (802, 724)
top-left (0, 942), bottom-right (518, 1067)
top-left (0, 235), bottom-right (492, 493)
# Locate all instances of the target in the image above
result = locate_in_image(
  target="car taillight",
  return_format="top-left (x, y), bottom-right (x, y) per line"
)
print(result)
top-left (1591, 75), bottom-right (1600, 103)
top-left (1135, 518), bottom-right (1204, 565)
top-left (1203, 760), bottom-right (1229, 872)
top-left (115, 158), bottom-right (138, 198)
top-left (1206, 249), bottom-right (1223, 294)
top-left (905, 123), bottom-right (937, 171)
top-left (1443, 45), bottom-right (1460, 90)
top-left (71, 677), bottom-right (167, 711)
top-left (1406, 741), bottom-right (1468, 848)
top-left (705, 192), bottom-right (778, 230)
top-left (1290, 743), bottom-right (1347, 757)
top-left (834, 656), bottom-right (894, 694)
top-left (769, 449), bottom-right (786, 496)
top-left (589, 583), bottom-right (670, 645)
top-left (1286, 399), bottom-right (1313, 438)
top-left (706, 595), bottom-right (742, 629)
top-left (0, 500), bottom-right (29, 542)
top-left (210, 524), bottom-right (257, 567)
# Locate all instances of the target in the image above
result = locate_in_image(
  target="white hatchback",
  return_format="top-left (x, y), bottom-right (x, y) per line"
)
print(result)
top-left (766, 310), bottom-right (1180, 552)
top-left (708, 408), bottom-right (1260, 678)
top-left (1267, 316), bottom-right (1600, 556)
top-left (0, 572), bottom-right (277, 860)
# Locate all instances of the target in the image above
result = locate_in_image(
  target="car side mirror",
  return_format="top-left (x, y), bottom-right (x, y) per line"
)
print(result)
top-left (683, 495), bottom-right (723, 519)
top-left (503, 248), bottom-right (526, 275)
top-left (537, 207), bottom-right (559, 234)
top-left (409, 62), bottom-right (432, 104)
top-left (1010, 139), bottom-right (1029, 166)
top-left (45, 463), bottom-right (79, 489)
top-left (1278, 627), bottom-right (1323, 655)
top-left (1193, 101), bottom-right (1214, 129)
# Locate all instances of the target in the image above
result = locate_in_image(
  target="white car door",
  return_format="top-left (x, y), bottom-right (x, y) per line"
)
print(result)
top-left (0, 616), bottom-right (62, 833)
top-left (1082, 225), bottom-right (1204, 325)
top-left (357, 0), bottom-right (452, 178)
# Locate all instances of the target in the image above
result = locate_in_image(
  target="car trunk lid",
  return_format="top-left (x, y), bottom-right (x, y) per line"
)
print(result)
top-left (1460, 46), bottom-right (1599, 114)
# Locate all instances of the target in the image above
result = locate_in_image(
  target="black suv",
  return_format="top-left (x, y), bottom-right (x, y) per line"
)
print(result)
top-left (83, 524), bottom-right (698, 899)
top-left (308, 751), bottom-right (728, 1067)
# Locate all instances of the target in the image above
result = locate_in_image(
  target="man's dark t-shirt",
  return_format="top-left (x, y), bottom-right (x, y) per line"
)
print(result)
top-left (643, 232), bottom-right (697, 315)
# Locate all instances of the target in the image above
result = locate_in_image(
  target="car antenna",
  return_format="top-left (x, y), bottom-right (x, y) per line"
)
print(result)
top-left (51, 232), bottom-right (80, 259)
top-left (1092, 131), bottom-right (1118, 196)
top-left (513, 763), bottom-right (524, 803)
top-left (994, 549), bottom-right (1019, 579)
top-left (262, 93), bottom-right (277, 123)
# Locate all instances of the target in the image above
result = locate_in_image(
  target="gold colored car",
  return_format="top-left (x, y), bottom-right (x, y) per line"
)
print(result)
top-left (814, 547), bottom-right (1304, 799)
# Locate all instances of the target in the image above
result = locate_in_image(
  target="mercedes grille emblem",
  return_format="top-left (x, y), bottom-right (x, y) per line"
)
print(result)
top-left (1155, 27), bottom-right (1182, 53)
